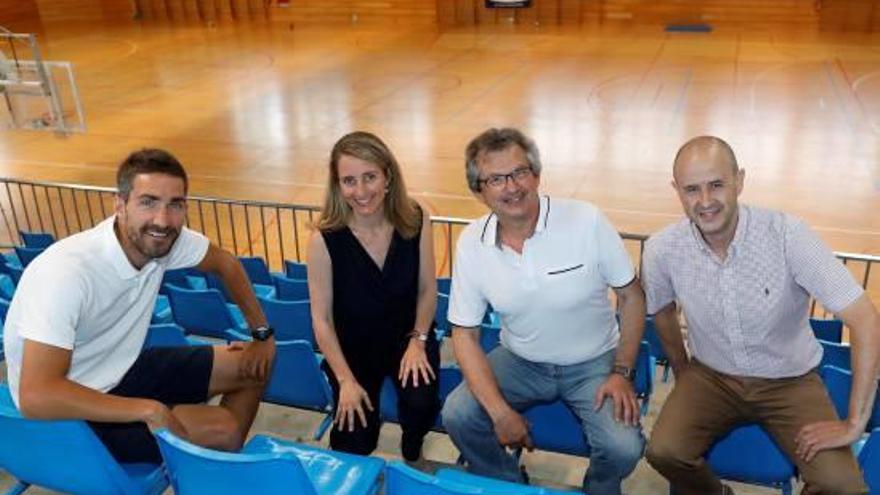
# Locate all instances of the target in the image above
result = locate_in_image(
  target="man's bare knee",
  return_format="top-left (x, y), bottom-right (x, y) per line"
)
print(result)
top-left (174, 406), bottom-right (245, 452)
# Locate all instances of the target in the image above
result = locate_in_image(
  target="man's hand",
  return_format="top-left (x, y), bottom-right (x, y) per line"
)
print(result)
top-left (335, 379), bottom-right (374, 432)
top-left (795, 419), bottom-right (862, 462)
top-left (399, 338), bottom-right (436, 388)
top-left (230, 339), bottom-right (276, 381)
top-left (143, 401), bottom-right (189, 439)
top-left (593, 374), bottom-right (640, 426)
top-left (491, 408), bottom-right (533, 451)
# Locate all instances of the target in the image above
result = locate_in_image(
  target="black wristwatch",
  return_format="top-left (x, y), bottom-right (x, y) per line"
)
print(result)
top-left (612, 364), bottom-right (636, 381)
top-left (250, 325), bottom-right (274, 341)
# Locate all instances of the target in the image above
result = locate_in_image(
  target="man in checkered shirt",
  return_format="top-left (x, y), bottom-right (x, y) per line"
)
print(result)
top-left (643, 136), bottom-right (880, 495)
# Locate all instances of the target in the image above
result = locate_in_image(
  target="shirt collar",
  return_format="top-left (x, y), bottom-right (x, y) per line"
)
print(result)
top-left (480, 195), bottom-right (550, 248)
top-left (103, 215), bottom-right (154, 280)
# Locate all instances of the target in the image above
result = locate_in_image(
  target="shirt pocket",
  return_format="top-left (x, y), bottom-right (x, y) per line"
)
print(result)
top-left (543, 263), bottom-right (594, 309)
top-left (547, 263), bottom-right (585, 276)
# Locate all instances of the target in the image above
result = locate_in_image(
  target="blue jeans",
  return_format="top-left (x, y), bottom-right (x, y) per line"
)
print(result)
top-left (442, 346), bottom-right (644, 495)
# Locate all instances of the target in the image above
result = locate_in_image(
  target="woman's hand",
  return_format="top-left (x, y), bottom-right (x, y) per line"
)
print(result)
top-left (399, 336), bottom-right (436, 388)
top-left (335, 378), bottom-right (373, 432)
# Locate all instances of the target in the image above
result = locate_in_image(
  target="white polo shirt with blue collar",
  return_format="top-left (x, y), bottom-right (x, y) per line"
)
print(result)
top-left (448, 195), bottom-right (635, 365)
top-left (3, 216), bottom-right (209, 407)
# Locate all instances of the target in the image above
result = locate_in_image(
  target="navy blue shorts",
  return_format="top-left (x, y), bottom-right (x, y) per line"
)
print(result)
top-left (88, 345), bottom-right (214, 464)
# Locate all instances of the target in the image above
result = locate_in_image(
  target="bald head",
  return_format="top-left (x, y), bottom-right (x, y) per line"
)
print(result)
top-left (670, 135), bottom-right (744, 248)
top-left (673, 136), bottom-right (738, 182)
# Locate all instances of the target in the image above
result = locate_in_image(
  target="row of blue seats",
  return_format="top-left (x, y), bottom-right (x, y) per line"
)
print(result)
top-left (1, 365), bottom-right (878, 495)
top-left (0, 378), bottom-right (582, 495)
top-left (141, 321), bottom-right (820, 495)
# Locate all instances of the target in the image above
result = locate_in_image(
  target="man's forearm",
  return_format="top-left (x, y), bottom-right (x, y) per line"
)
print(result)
top-left (844, 297), bottom-right (880, 429)
top-left (653, 303), bottom-right (689, 371)
top-left (19, 378), bottom-right (161, 424)
top-left (614, 280), bottom-right (646, 368)
top-left (452, 327), bottom-right (511, 421)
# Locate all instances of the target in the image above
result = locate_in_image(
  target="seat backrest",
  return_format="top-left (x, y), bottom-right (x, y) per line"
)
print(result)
top-left (14, 246), bottom-right (45, 268)
top-left (19, 231), bottom-right (55, 249)
top-left (6, 263), bottom-right (22, 285)
top-left (0, 384), bottom-right (141, 495)
top-left (0, 298), bottom-right (10, 323)
top-left (706, 424), bottom-right (796, 486)
top-left (821, 365), bottom-right (880, 431)
top-left (810, 318), bottom-right (844, 343)
top-left (165, 285), bottom-right (238, 339)
top-left (437, 277), bottom-right (452, 296)
top-left (273, 274), bottom-right (310, 301)
top-left (284, 260), bottom-right (308, 279)
top-left (819, 339), bottom-right (851, 371)
top-left (263, 340), bottom-right (332, 412)
top-left (522, 400), bottom-right (591, 458)
top-left (258, 295), bottom-right (315, 346)
top-left (204, 271), bottom-right (233, 302)
top-left (160, 268), bottom-right (202, 295)
top-left (385, 462), bottom-right (487, 495)
top-left (634, 340), bottom-right (654, 398)
top-left (434, 468), bottom-right (579, 494)
top-left (858, 428), bottom-right (880, 494)
top-left (156, 429), bottom-right (317, 495)
top-left (479, 324), bottom-right (501, 354)
top-left (436, 293), bottom-right (450, 335)
top-left (642, 317), bottom-right (668, 362)
top-left (239, 256), bottom-right (274, 285)
top-left (143, 323), bottom-right (190, 349)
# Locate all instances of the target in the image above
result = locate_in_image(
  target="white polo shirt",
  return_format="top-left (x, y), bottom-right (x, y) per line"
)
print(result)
top-left (448, 196), bottom-right (635, 365)
top-left (4, 216), bottom-right (209, 407)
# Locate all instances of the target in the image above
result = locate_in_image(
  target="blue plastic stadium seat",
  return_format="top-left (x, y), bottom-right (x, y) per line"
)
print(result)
top-left (856, 428), bottom-right (880, 494)
top-left (819, 339), bottom-right (851, 371)
top-left (157, 429), bottom-right (383, 495)
top-left (702, 424), bottom-right (796, 495)
top-left (19, 231), bottom-right (55, 249)
top-left (0, 384), bottom-right (168, 495)
top-left (165, 285), bottom-right (247, 341)
top-left (257, 295), bottom-right (315, 347)
top-left (284, 260), bottom-right (308, 279)
top-left (273, 273), bottom-right (310, 301)
top-left (810, 318), bottom-right (844, 343)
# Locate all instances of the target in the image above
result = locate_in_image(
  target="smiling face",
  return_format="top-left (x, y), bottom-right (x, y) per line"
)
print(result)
top-left (672, 141), bottom-right (744, 248)
top-left (337, 153), bottom-right (388, 220)
top-left (115, 172), bottom-right (187, 269)
top-left (475, 144), bottom-right (540, 226)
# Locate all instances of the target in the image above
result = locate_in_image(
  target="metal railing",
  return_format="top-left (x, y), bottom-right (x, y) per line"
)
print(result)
top-left (0, 177), bottom-right (876, 317)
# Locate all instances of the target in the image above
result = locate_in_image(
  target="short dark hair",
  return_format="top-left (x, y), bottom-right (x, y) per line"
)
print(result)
top-left (116, 148), bottom-right (188, 199)
top-left (465, 128), bottom-right (541, 192)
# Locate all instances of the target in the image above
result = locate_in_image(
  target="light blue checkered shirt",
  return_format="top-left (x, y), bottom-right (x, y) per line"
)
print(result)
top-left (642, 205), bottom-right (863, 378)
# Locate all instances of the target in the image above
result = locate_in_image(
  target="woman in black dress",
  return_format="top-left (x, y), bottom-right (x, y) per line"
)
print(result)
top-left (307, 131), bottom-right (440, 461)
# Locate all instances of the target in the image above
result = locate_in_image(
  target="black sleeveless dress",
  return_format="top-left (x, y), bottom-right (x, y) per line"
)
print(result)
top-left (321, 222), bottom-right (440, 456)
top-left (323, 226), bottom-right (419, 359)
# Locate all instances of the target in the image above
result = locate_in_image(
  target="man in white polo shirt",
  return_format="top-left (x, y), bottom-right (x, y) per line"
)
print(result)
top-left (441, 128), bottom-right (646, 495)
top-left (643, 136), bottom-right (879, 495)
top-left (3, 148), bottom-right (276, 464)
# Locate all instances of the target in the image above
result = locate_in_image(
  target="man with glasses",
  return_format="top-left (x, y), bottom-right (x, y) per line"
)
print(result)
top-left (441, 128), bottom-right (646, 495)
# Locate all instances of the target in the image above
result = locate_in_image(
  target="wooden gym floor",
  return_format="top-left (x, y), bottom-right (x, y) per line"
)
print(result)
top-left (1, 15), bottom-right (879, 494)
top-left (0, 19), bottom-right (878, 256)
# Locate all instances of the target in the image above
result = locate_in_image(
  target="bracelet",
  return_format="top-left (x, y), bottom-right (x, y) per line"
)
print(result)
top-left (409, 330), bottom-right (429, 342)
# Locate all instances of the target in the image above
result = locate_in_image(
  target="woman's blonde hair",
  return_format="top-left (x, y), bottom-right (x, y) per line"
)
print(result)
top-left (317, 131), bottom-right (421, 239)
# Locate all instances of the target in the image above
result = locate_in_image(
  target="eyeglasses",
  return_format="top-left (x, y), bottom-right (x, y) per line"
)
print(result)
top-left (478, 167), bottom-right (534, 190)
